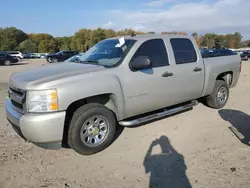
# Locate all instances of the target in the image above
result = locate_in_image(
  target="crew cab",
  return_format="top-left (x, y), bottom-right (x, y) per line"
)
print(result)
top-left (6, 34), bottom-right (241, 155)
top-left (46, 50), bottom-right (79, 63)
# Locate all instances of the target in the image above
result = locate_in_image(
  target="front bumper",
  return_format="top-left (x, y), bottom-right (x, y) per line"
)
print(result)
top-left (5, 98), bottom-right (66, 149)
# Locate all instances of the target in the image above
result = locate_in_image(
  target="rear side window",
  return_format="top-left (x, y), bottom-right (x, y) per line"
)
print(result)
top-left (132, 39), bottom-right (169, 67)
top-left (170, 38), bottom-right (197, 64)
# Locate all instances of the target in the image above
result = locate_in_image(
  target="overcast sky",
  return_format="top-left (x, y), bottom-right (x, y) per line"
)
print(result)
top-left (1, 0), bottom-right (249, 39)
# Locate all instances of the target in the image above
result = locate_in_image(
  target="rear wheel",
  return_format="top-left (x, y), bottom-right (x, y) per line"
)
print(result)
top-left (4, 60), bottom-right (11, 66)
top-left (67, 103), bottom-right (117, 155)
top-left (205, 80), bottom-right (229, 109)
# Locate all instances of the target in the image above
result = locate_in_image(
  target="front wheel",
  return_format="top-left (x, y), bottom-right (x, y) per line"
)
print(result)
top-left (205, 80), bottom-right (229, 109)
top-left (47, 57), bottom-right (51, 63)
top-left (4, 60), bottom-right (11, 66)
top-left (67, 103), bottom-right (117, 155)
top-left (52, 58), bottom-right (58, 63)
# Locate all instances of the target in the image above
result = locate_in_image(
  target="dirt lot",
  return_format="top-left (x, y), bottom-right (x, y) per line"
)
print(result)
top-left (1, 59), bottom-right (250, 188)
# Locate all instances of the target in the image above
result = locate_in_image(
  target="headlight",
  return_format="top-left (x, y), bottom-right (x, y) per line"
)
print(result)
top-left (27, 89), bottom-right (59, 113)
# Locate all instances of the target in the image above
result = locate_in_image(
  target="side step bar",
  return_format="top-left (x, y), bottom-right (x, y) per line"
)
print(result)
top-left (119, 100), bottom-right (198, 127)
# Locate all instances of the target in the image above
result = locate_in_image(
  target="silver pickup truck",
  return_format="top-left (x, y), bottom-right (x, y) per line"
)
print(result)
top-left (6, 34), bottom-right (241, 155)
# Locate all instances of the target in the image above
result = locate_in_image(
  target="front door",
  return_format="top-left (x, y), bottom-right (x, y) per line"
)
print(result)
top-left (123, 38), bottom-right (176, 118)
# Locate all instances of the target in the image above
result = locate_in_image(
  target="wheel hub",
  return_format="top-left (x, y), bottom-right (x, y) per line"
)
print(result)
top-left (80, 115), bottom-right (109, 147)
top-left (89, 127), bottom-right (99, 135)
top-left (217, 86), bottom-right (227, 104)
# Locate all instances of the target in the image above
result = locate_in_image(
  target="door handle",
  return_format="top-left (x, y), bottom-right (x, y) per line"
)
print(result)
top-left (193, 67), bottom-right (202, 72)
top-left (162, 72), bottom-right (173, 77)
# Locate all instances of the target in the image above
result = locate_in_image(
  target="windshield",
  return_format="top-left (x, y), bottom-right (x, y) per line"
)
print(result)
top-left (78, 39), bottom-right (136, 67)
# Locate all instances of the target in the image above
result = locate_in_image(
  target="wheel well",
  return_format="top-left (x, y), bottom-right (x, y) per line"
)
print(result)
top-left (62, 94), bottom-right (118, 146)
top-left (216, 71), bottom-right (233, 87)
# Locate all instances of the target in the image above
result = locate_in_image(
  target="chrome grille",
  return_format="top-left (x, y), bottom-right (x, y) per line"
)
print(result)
top-left (8, 86), bottom-right (26, 114)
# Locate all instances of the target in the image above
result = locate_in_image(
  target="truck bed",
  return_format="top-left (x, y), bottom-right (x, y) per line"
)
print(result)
top-left (201, 54), bottom-right (241, 97)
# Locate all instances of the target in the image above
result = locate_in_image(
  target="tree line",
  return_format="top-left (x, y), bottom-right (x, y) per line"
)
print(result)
top-left (0, 27), bottom-right (249, 53)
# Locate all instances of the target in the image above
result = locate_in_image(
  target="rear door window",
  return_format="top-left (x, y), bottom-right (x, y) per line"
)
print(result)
top-left (170, 38), bottom-right (197, 64)
top-left (131, 38), bottom-right (169, 67)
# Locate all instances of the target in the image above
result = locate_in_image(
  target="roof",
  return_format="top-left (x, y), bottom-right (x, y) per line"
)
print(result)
top-left (107, 34), bottom-right (191, 41)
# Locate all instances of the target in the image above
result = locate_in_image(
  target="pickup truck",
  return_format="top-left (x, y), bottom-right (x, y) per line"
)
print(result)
top-left (6, 34), bottom-right (241, 155)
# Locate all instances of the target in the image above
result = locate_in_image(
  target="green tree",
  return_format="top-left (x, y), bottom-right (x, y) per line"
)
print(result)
top-left (0, 27), bottom-right (28, 51)
top-left (90, 28), bottom-right (106, 45)
top-left (56, 36), bottom-right (72, 50)
top-left (200, 33), bottom-right (217, 48)
top-left (104, 29), bottom-right (117, 38)
top-left (71, 29), bottom-right (91, 52)
top-left (17, 39), bottom-right (37, 52)
top-left (38, 39), bottom-right (58, 53)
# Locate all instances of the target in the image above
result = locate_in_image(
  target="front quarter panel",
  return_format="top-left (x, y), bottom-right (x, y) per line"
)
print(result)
top-left (56, 71), bottom-right (124, 119)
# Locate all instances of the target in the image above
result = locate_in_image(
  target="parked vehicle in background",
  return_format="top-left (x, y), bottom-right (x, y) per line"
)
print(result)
top-left (40, 54), bottom-right (47, 59)
top-left (46, 50), bottom-right (79, 63)
top-left (65, 53), bottom-right (84, 63)
top-left (7, 51), bottom-right (23, 61)
top-left (6, 34), bottom-right (241, 155)
top-left (0, 52), bottom-right (18, 66)
top-left (29, 53), bottom-right (39, 58)
top-left (200, 48), bottom-right (236, 58)
top-left (213, 49), bottom-right (237, 56)
top-left (240, 51), bottom-right (250, 61)
top-left (22, 53), bottom-right (31, 59)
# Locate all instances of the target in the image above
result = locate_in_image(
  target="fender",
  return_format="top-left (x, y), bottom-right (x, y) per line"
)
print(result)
top-left (57, 72), bottom-right (125, 120)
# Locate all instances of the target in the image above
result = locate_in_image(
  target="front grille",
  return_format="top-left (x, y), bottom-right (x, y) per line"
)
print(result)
top-left (8, 86), bottom-right (26, 114)
top-left (9, 87), bottom-right (23, 96)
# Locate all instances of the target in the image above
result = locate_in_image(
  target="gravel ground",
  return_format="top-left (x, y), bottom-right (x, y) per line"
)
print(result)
top-left (1, 60), bottom-right (250, 188)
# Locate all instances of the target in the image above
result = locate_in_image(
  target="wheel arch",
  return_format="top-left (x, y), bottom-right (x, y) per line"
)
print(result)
top-left (216, 71), bottom-right (233, 87)
top-left (63, 93), bottom-right (121, 145)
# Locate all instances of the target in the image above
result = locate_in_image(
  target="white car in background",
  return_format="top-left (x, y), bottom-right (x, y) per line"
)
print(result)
top-left (7, 51), bottom-right (23, 61)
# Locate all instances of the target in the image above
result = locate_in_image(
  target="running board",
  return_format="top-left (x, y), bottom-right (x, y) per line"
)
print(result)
top-left (119, 100), bottom-right (198, 127)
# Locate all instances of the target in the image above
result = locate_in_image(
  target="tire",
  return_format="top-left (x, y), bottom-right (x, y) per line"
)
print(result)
top-left (52, 58), bottom-right (58, 63)
top-left (17, 57), bottom-right (21, 62)
top-left (67, 103), bottom-right (117, 155)
top-left (205, 80), bottom-right (229, 109)
top-left (4, 60), bottom-right (11, 66)
top-left (47, 57), bottom-right (51, 63)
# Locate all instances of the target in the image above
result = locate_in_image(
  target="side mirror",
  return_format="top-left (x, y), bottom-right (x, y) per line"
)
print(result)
top-left (130, 56), bottom-right (152, 70)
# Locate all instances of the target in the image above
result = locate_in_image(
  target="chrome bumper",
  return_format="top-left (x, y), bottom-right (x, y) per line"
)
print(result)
top-left (6, 98), bottom-right (66, 149)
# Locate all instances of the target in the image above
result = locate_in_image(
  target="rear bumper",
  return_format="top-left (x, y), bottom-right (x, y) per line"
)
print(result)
top-left (6, 98), bottom-right (66, 149)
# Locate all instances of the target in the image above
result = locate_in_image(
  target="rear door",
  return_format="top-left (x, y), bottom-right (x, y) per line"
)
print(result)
top-left (168, 38), bottom-right (205, 102)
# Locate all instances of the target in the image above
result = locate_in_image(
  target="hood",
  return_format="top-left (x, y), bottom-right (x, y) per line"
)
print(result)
top-left (9, 62), bottom-right (106, 89)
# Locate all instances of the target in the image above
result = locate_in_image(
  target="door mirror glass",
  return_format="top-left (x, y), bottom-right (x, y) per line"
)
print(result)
top-left (131, 56), bottom-right (152, 70)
